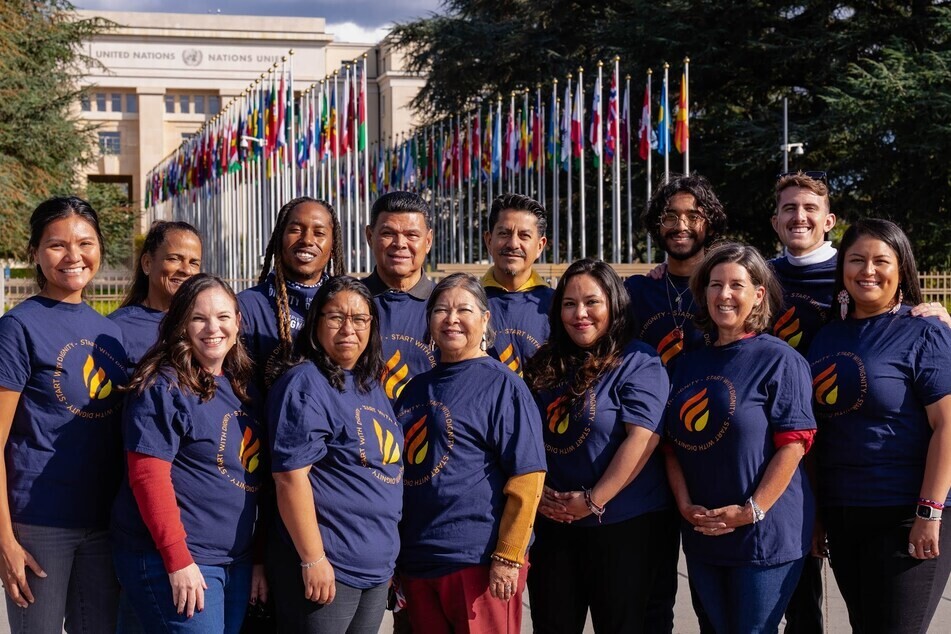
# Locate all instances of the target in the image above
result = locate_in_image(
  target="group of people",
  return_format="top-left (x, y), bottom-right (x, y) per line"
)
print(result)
top-left (0, 172), bottom-right (947, 634)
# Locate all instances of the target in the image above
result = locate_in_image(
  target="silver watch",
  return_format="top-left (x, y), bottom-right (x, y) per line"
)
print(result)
top-left (747, 497), bottom-right (765, 523)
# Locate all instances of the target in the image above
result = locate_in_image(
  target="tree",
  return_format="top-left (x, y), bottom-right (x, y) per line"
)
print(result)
top-left (392, 1), bottom-right (951, 266)
top-left (85, 181), bottom-right (138, 268)
top-left (0, 1), bottom-right (111, 260)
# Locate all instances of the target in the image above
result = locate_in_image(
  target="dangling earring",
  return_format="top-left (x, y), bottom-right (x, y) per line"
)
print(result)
top-left (480, 332), bottom-right (488, 352)
top-left (429, 338), bottom-right (436, 352)
top-left (837, 289), bottom-right (851, 320)
top-left (890, 289), bottom-right (904, 314)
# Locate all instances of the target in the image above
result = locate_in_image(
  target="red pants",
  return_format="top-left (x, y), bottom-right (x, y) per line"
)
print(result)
top-left (402, 563), bottom-right (528, 633)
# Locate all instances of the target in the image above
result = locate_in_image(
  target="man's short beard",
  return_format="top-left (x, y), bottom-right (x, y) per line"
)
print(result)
top-left (663, 233), bottom-right (708, 261)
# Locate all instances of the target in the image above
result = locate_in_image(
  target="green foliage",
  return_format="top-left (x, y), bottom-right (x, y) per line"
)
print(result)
top-left (85, 181), bottom-right (137, 269)
top-left (393, 0), bottom-right (951, 266)
top-left (0, 0), bottom-right (111, 260)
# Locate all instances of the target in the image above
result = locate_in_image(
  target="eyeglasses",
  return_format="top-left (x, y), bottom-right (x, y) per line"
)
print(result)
top-left (319, 313), bottom-right (372, 331)
top-left (777, 170), bottom-right (828, 183)
top-left (660, 211), bottom-right (706, 229)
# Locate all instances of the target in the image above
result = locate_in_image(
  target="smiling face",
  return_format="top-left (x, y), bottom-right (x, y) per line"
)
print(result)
top-left (772, 186), bottom-right (835, 257)
top-left (366, 211), bottom-right (432, 289)
top-left (315, 290), bottom-right (372, 370)
top-left (429, 285), bottom-right (490, 363)
top-left (485, 210), bottom-right (547, 289)
top-left (560, 273), bottom-right (611, 348)
top-left (843, 236), bottom-right (901, 318)
top-left (705, 262), bottom-right (766, 344)
top-left (661, 192), bottom-right (708, 262)
top-left (186, 286), bottom-right (239, 375)
top-left (33, 214), bottom-right (102, 303)
top-left (142, 229), bottom-right (202, 311)
top-left (281, 201), bottom-right (333, 285)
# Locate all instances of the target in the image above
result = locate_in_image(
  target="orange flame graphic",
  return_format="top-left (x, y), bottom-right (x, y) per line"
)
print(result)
top-left (83, 355), bottom-right (113, 399)
top-left (774, 307), bottom-right (803, 349)
top-left (813, 363), bottom-right (839, 405)
top-left (545, 395), bottom-right (571, 435)
top-left (374, 419), bottom-right (401, 465)
top-left (238, 426), bottom-right (260, 473)
top-left (657, 330), bottom-right (684, 366)
top-left (382, 350), bottom-right (412, 399)
top-left (679, 387), bottom-right (710, 432)
top-left (404, 415), bottom-right (429, 465)
top-left (498, 343), bottom-right (522, 376)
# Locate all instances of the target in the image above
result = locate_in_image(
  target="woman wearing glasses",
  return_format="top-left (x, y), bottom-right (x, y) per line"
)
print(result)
top-left (267, 276), bottom-right (403, 633)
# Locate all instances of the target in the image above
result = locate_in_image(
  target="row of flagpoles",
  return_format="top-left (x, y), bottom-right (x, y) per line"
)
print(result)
top-left (145, 51), bottom-right (692, 281)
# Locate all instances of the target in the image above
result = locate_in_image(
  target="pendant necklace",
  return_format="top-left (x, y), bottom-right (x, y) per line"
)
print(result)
top-left (665, 271), bottom-right (690, 341)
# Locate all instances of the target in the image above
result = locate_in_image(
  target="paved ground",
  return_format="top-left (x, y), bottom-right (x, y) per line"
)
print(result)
top-left (0, 548), bottom-right (948, 632)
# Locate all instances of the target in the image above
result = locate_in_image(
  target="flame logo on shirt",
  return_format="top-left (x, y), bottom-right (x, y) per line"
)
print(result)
top-left (813, 363), bottom-right (839, 405)
top-left (498, 343), bottom-right (522, 376)
top-left (680, 387), bottom-right (710, 432)
top-left (773, 307), bottom-right (803, 349)
top-left (657, 330), bottom-right (684, 366)
top-left (238, 426), bottom-right (260, 473)
top-left (382, 350), bottom-right (411, 399)
top-left (375, 419), bottom-right (401, 465)
top-left (404, 415), bottom-right (429, 465)
top-left (545, 395), bottom-right (570, 435)
top-left (82, 355), bottom-right (113, 399)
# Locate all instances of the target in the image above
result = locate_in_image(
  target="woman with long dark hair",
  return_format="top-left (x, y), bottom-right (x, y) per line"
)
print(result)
top-left (109, 220), bottom-right (202, 369)
top-left (524, 258), bottom-right (670, 632)
top-left (111, 274), bottom-right (265, 633)
top-left (809, 219), bottom-right (951, 632)
top-left (0, 196), bottom-right (128, 632)
top-left (267, 276), bottom-right (402, 633)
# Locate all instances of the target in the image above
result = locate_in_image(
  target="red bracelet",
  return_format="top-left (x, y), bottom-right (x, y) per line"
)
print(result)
top-left (918, 498), bottom-right (945, 510)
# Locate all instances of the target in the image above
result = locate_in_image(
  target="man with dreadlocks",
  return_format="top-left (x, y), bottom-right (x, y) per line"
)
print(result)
top-left (238, 197), bottom-right (344, 389)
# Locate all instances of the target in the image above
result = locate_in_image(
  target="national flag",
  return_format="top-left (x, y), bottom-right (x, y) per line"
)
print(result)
top-left (267, 76), bottom-right (278, 152)
top-left (358, 67), bottom-right (367, 152)
top-left (340, 72), bottom-right (350, 154)
top-left (561, 82), bottom-right (571, 169)
top-left (547, 87), bottom-right (557, 163)
top-left (492, 105), bottom-right (502, 180)
top-left (675, 72), bottom-right (689, 154)
top-left (620, 79), bottom-right (630, 158)
top-left (277, 71), bottom-right (286, 150)
top-left (328, 83), bottom-right (338, 159)
top-left (605, 70), bottom-right (618, 165)
top-left (589, 74), bottom-right (602, 167)
top-left (657, 78), bottom-right (669, 156)
top-left (639, 81), bottom-right (651, 161)
top-left (571, 79), bottom-right (583, 161)
top-left (505, 106), bottom-right (516, 172)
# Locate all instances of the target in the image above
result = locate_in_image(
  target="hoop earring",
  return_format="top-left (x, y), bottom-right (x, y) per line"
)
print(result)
top-left (890, 289), bottom-right (904, 314)
top-left (480, 332), bottom-right (488, 352)
top-left (837, 289), bottom-right (850, 320)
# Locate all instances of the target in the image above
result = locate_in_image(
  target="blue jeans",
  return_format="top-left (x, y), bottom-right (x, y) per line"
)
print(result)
top-left (686, 556), bottom-right (806, 633)
top-left (113, 547), bottom-right (251, 634)
top-left (4, 523), bottom-right (119, 634)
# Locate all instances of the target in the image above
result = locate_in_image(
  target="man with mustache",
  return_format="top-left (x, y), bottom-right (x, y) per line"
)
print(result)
top-left (625, 172), bottom-right (728, 634)
top-left (482, 193), bottom-right (553, 376)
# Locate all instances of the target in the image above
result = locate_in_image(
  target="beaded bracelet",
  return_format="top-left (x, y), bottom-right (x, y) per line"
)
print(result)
top-left (919, 498), bottom-right (946, 510)
top-left (300, 555), bottom-right (326, 569)
top-left (490, 553), bottom-right (523, 569)
top-left (584, 487), bottom-right (606, 524)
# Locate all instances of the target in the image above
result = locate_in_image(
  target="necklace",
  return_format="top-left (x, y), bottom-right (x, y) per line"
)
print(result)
top-left (664, 271), bottom-right (691, 340)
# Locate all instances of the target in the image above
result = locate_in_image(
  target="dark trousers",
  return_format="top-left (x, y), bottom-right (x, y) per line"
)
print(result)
top-left (825, 505), bottom-right (951, 634)
top-left (527, 511), bottom-right (668, 633)
top-left (643, 509), bottom-right (682, 633)
top-left (782, 555), bottom-right (824, 633)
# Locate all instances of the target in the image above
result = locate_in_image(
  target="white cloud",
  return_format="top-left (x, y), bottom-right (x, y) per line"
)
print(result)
top-left (326, 21), bottom-right (391, 44)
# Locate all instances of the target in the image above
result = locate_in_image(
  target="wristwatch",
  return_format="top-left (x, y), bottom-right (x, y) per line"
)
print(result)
top-left (747, 497), bottom-right (765, 523)
top-left (916, 504), bottom-right (943, 521)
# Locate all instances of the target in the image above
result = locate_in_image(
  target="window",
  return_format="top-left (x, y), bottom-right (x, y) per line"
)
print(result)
top-left (179, 94), bottom-right (190, 114)
top-left (194, 95), bottom-right (205, 114)
top-left (98, 131), bottom-right (121, 155)
top-left (80, 94), bottom-right (90, 112)
top-left (209, 96), bottom-right (220, 115)
top-left (181, 133), bottom-right (196, 142)
top-left (125, 94), bottom-right (137, 113)
top-left (96, 93), bottom-right (106, 112)
top-left (111, 93), bottom-right (122, 112)
top-left (165, 95), bottom-right (174, 114)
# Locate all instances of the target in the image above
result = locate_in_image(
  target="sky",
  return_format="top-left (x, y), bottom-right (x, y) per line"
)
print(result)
top-left (75, 0), bottom-right (443, 43)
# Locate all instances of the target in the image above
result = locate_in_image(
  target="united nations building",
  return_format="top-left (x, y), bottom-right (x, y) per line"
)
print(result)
top-left (77, 10), bottom-right (425, 223)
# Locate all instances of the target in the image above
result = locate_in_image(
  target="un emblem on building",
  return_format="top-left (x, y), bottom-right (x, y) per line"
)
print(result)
top-left (182, 49), bottom-right (202, 67)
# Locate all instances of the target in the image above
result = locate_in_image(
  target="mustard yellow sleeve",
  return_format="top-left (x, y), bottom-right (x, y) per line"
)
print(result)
top-left (493, 470), bottom-right (545, 564)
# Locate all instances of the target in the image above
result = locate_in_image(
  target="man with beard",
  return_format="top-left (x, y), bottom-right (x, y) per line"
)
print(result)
top-left (625, 173), bottom-right (727, 634)
top-left (362, 191), bottom-right (437, 403)
top-left (482, 193), bottom-right (554, 376)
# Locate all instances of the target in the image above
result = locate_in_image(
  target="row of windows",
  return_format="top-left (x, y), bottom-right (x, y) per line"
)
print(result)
top-left (165, 94), bottom-right (221, 115)
top-left (81, 93), bottom-right (138, 113)
top-left (98, 132), bottom-right (121, 155)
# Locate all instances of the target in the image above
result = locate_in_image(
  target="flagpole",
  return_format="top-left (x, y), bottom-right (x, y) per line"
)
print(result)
top-left (683, 57), bottom-right (690, 174)
top-left (624, 73), bottom-right (632, 263)
top-left (476, 102), bottom-right (483, 263)
top-left (646, 68), bottom-right (654, 263)
top-left (552, 81), bottom-right (560, 265)
top-left (612, 57), bottom-right (621, 263)
top-left (663, 62), bottom-right (670, 183)
top-left (289, 50), bottom-right (297, 199)
top-left (596, 61), bottom-right (604, 261)
top-left (566, 73), bottom-right (573, 263)
top-left (466, 109), bottom-right (473, 263)
top-left (578, 66), bottom-right (586, 259)
top-left (362, 55), bottom-right (371, 272)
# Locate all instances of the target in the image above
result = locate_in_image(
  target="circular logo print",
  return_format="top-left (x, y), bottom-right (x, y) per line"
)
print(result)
top-left (399, 399), bottom-right (453, 487)
top-left (668, 375), bottom-right (736, 452)
top-left (355, 404), bottom-right (403, 486)
top-left (382, 336), bottom-right (437, 400)
top-left (810, 351), bottom-right (867, 417)
top-left (216, 409), bottom-right (264, 493)
top-left (51, 338), bottom-right (126, 419)
top-left (182, 49), bottom-right (203, 67)
top-left (541, 386), bottom-right (597, 456)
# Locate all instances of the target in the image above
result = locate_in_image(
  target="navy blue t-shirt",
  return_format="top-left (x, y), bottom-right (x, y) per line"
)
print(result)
top-left (268, 364), bottom-right (403, 589)
top-left (0, 296), bottom-right (127, 529)
top-left (395, 356), bottom-right (547, 578)
top-left (238, 272), bottom-right (324, 387)
top-left (111, 373), bottom-right (264, 565)
top-left (625, 273), bottom-right (710, 372)
top-left (374, 291), bottom-right (437, 402)
top-left (667, 335), bottom-right (816, 566)
top-left (770, 255), bottom-right (835, 353)
top-left (108, 304), bottom-right (165, 371)
top-left (808, 307), bottom-right (951, 507)
top-left (534, 341), bottom-right (671, 526)
top-left (486, 285), bottom-right (554, 376)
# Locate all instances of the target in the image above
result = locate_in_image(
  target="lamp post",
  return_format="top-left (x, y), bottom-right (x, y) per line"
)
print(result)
top-left (780, 97), bottom-right (805, 172)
